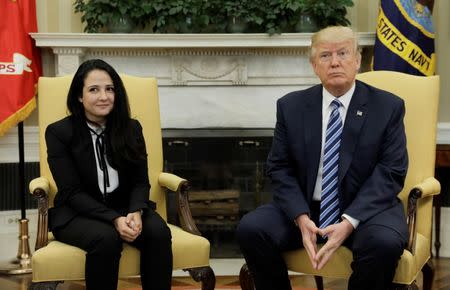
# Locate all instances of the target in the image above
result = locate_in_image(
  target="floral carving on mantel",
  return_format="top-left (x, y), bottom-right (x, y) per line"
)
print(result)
top-left (171, 56), bottom-right (247, 86)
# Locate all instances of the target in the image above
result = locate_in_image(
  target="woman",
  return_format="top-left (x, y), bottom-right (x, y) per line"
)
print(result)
top-left (46, 59), bottom-right (172, 290)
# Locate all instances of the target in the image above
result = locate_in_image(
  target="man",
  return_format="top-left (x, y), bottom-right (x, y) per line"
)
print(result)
top-left (236, 26), bottom-right (409, 290)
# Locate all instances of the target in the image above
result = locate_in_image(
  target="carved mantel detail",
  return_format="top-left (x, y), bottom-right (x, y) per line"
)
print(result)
top-left (31, 33), bottom-right (375, 86)
top-left (52, 47), bottom-right (85, 76)
top-left (172, 56), bottom-right (247, 86)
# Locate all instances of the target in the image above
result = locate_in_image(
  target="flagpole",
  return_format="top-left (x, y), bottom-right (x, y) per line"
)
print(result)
top-left (19, 122), bottom-right (26, 220)
top-left (0, 122), bottom-right (32, 275)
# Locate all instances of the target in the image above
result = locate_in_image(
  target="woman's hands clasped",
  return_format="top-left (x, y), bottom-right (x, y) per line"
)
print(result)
top-left (113, 211), bottom-right (143, 242)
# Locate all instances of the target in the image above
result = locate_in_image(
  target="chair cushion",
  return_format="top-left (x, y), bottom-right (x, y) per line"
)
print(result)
top-left (31, 224), bottom-right (210, 282)
top-left (282, 233), bottom-right (430, 284)
top-left (393, 233), bottom-right (430, 284)
top-left (170, 224), bottom-right (211, 269)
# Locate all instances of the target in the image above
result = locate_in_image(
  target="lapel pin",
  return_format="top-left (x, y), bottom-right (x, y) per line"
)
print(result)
top-left (356, 110), bottom-right (363, 116)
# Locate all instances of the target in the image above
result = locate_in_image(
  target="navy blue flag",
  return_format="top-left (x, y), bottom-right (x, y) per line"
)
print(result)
top-left (373, 0), bottom-right (435, 76)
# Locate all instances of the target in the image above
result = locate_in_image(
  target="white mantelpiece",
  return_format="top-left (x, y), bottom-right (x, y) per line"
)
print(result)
top-left (31, 33), bottom-right (375, 129)
top-left (31, 32), bottom-right (376, 48)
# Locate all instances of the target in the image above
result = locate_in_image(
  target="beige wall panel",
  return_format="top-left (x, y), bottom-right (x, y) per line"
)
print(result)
top-left (350, 0), bottom-right (378, 32)
top-left (58, 0), bottom-right (73, 32)
top-left (71, 6), bottom-right (83, 32)
top-left (45, 0), bottom-right (59, 32)
top-left (35, 0), bottom-right (47, 32)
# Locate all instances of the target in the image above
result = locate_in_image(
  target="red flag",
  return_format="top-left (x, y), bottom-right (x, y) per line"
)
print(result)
top-left (0, 0), bottom-right (42, 136)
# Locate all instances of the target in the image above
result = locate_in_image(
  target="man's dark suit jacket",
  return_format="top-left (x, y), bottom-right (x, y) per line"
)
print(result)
top-left (45, 116), bottom-right (154, 231)
top-left (266, 80), bottom-right (408, 236)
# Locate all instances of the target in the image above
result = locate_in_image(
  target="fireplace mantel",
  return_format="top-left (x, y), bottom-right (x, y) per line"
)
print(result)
top-left (31, 32), bottom-right (375, 48)
top-left (31, 33), bottom-right (375, 129)
top-left (31, 33), bottom-right (375, 84)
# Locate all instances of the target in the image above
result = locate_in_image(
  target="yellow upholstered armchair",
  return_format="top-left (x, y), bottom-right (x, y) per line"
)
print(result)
top-left (28, 75), bottom-right (215, 289)
top-left (239, 71), bottom-right (440, 290)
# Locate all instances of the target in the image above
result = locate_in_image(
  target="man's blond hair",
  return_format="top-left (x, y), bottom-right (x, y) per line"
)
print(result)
top-left (310, 26), bottom-right (359, 61)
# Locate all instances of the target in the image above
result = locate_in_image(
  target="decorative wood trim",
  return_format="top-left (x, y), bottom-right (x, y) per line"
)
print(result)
top-left (406, 188), bottom-right (421, 253)
top-left (86, 47), bottom-right (315, 57)
top-left (177, 181), bottom-right (201, 236)
top-left (436, 144), bottom-right (450, 167)
top-left (186, 266), bottom-right (216, 290)
top-left (32, 187), bottom-right (49, 250)
top-left (239, 264), bottom-right (255, 290)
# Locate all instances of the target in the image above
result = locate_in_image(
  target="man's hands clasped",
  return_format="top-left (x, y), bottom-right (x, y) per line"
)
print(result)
top-left (113, 211), bottom-right (143, 242)
top-left (295, 214), bottom-right (354, 270)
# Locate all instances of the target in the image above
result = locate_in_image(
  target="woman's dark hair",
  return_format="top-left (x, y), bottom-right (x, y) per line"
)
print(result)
top-left (67, 59), bottom-right (145, 166)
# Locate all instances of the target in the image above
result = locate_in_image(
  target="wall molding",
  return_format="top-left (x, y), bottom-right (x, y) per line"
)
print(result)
top-left (437, 122), bottom-right (450, 145)
top-left (1, 123), bottom-right (450, 163)
top-left (0, 126), bottom-right (39, 163)
top-left (0, 209), bottom-right (38, 234)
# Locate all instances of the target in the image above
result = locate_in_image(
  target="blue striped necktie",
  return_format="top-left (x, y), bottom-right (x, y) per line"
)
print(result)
top-left (319, 99), bottom-right (342, 229)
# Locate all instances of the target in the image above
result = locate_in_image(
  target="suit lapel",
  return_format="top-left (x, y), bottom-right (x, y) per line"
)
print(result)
top-left (76, 122), bottom-right (101, 190)
top-left (339, 81), bottom-right (368, 182)
top-left (304, 86), bottom-right (323, 198)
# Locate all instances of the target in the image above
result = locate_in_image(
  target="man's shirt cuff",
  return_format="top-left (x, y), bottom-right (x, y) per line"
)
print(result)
top-left (342, 214), bottom-right (360, 229)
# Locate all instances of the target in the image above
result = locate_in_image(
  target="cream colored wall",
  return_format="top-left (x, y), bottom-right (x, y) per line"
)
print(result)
top-left (36, 0), bottom-right (82, 33)
top-left (348, 0), bottom-right (379, 32)
top-left (33, 0), bottom-right (450, 123)
top-left (434, 0), bottom-right (450, 122)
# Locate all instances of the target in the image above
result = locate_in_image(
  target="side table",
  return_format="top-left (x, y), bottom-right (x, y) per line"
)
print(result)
top-left (434, 144), bottom-right (450, 258)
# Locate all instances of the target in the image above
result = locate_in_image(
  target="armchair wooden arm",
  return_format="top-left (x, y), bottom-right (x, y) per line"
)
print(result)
top-left (157, 172), bottom-right (214, 287)
top-left (158, 172), bottom-right (201, 236)
top-left (411, 177), bottom-right (440, 198)
top-left (406, 177), bottom-right (440, 253)
top-left (29, 177), bottom-right (50, 251)
top-left (158, 172), bottom-right (186, 192)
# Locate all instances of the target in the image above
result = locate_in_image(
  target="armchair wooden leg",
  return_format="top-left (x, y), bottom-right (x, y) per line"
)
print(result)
top-left (186, 266), bottom-right (216, 290)
top-left (422, 259), bottom-right (434, 290)
top-left (28, 281), bottom-right (62, 290)
top-left (239, 263), bottom-right (255, 290)
top-left (314, 275), bottom-right (324, 290)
